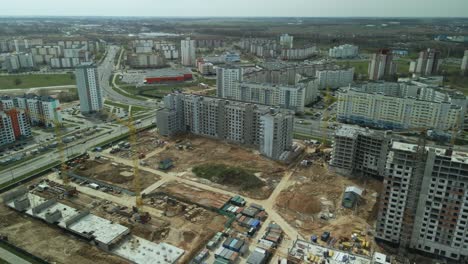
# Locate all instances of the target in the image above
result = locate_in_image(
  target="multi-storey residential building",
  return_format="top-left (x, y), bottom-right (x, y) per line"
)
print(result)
top-left (194, 39), bottom-right (225, 49)
top-left (337, 85), bottom-right (463, 131)
top-left (328, 44), bottom-right (359, 58)
top-left (75, 63), bottom-right (103, 114)
top-left (0, 109), bottom-right (31, 146)
top-left (197, 61), bottom-right (214, 75)
top-left (30, 45), bottom-right (63, 64)
top-left (3, 53), bottom-right (35, 73)
top-left (239, 38), bottom-right (278, 58)
top-left (280, 46), bottom-right (317, 60)
top-left (461, 50), bottom-right (468, 75)
top-left (376, 142), bottom-right (468, 261)
top-left (0, 95), bottom-right (62, 127)
top-left (216, 66), bottom-right (243, 98)
top-left (279, 34), bottom-right (294, 49)
top-left (368, 49), bottom-right (396, 81)
top-left (181, 37), bottom-right (196, 66)
top-left (411, 48), bottom-right (441, 76)
top-left (156, 93), bottom-right (295, 160)
top-left (316, 68), bottom-right (354, 89)
top-left (127, 53), bottom-right (166, 68)
top-left (57, 39), bottom-right (104, 54)
top-left (330, 125), bottom-right (391, 178)
top-left (231, 82), bottom-right (306, 113)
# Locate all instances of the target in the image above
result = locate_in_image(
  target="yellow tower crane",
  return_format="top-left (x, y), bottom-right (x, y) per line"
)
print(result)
top-left (102, 107), bottom-right (143, 207)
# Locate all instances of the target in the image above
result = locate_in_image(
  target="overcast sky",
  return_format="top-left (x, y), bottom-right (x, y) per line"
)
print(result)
top-left (1, 0), bottom-right (468, 17)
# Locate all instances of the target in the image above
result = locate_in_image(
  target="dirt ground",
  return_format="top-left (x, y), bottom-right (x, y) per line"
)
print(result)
top-left (144, 134), bottom-right (287, 199)
top-left (275, 155), bottom-right (383, 254)
top-left (74, 158), bottom-right (160, 191)
top-left (151, 181), bottom-right (232, 210)
top-left (0, 205), bottom-right (127, 264)
top-left (1, 176), bottom-right (226, 264)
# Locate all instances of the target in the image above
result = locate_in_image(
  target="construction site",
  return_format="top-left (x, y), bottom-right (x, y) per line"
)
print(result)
top-left (142, 134), bottom-right (288, 199)
top-left (71, 157), bottom-right (161, 192)
top-left (0, 114), bottom-right (403, 264)
top-left (275, 147), bottom-right (385, 258)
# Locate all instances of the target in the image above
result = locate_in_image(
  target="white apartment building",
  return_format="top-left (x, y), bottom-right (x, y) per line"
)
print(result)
top-left (280, 46), bottom-right (317, 60)
top-left (461, 50), bottom-right (468, 74)
top-left (316, 68), bottom-right (354, 89)
top-left (181, 37), bottom-right (196, 66)
top-left (337, 89), bottom-right (462, 131)
top-left (3, 53), bottom-right (35, 72)
top-left (216, 66), bottom-right (243, 98)
top-left (75, 63), bottom-right (103, 114)
top-left (279, 34), bottom-right (294, 49)
top-left (236, 82), bottom-right (306, 113)
top-left (328, 44), bottom-right (359, 58)
top-left (30, 45), bottom-right (63, 64)
top-left (156, 93), bottom-right (295, 160)
top-left (0, 95), bottom-right (62, 127)
top-left (197, 62), bottom-right (214, 75)
top-left (0, 111), bottom-right (15, 146)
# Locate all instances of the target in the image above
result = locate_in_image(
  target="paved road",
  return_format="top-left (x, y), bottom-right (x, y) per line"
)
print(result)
top-left (0, 116), bottom-right (155, 185)
top-left (0, 85), bottom-right (76, 96)
top-left (98, 46), bottom-right (156, 108)
top-left (0, 247), bottom-right (31, 264)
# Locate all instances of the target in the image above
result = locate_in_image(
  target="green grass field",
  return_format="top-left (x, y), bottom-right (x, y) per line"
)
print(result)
top-left (192, 163), bottom-right (264, 190)
top-left (0, 74), bottom-right (75, 89)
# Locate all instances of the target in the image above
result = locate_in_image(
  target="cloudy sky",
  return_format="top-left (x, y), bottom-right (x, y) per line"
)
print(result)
top-left (1, 0), bottom-right (467, 17)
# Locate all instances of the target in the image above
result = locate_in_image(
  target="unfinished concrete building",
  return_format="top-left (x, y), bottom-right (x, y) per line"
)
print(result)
top-left (156, 93), bottom-right (295, 161)
top-left (2, 189), bottom-right (185, 264)
top-left (330, 125), bottom-right (391, 178)
top-left (376, 142), bottom-right (468, 262)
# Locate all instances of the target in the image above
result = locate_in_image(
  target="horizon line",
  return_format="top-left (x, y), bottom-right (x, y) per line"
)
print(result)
top-left (0, 15), bottom-right (467, 19)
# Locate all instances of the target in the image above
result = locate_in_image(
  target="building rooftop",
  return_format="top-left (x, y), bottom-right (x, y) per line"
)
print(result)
top-left (113, 235), bottom-right (184, 264)
top-left (289, 239), bottom-right (372, 264)
top-left (391, 141), bottom-right (468, 164)
top-left (145, 68), bottom-right (192, 78)
top-left (345, 186), bottom-right (363, 196)
top-left (67, 214), bottom-right (129, 245)
top-left (334, 125), bottom-right (385, 139)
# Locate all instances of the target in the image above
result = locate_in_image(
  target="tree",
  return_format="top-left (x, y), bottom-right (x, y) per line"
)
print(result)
top-left (14, 78), bottom-right (22, 86)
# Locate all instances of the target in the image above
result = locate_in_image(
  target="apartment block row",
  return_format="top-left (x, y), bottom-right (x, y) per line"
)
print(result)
top-left (0, 38), bottom-right (44, 53)
top-left (316, 68), bottom-right (354, 89)
top-left (127, 53), bottom-right (166, 68)
top-left (0, 94), bottom-right (62, 128)
top-left (217, 66), bottom-right (312, 112)
top-left (328, 44), bottom-right (359, 58)
top-left (156, 93), bottom-right (295, 160)
top-left (280, 46), bottom-right (317, 60)
top-left (0, 109), bottom-right (31, 146)
top-left (132, 40), bottom-right (179, 60)
top-left (238, 38), bottom-right (278, 58)
top-left (2, 53), bottom-right (35, 72)
top-left (337, 82), bottom-right (465, 131)
top-left (330, 125), bottom-right (468, 261)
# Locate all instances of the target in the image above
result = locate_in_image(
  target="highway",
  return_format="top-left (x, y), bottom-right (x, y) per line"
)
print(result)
top-left (98, 45), bottom-right (156, 108)
top-left (0, 115), bottom-right (155, 185)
